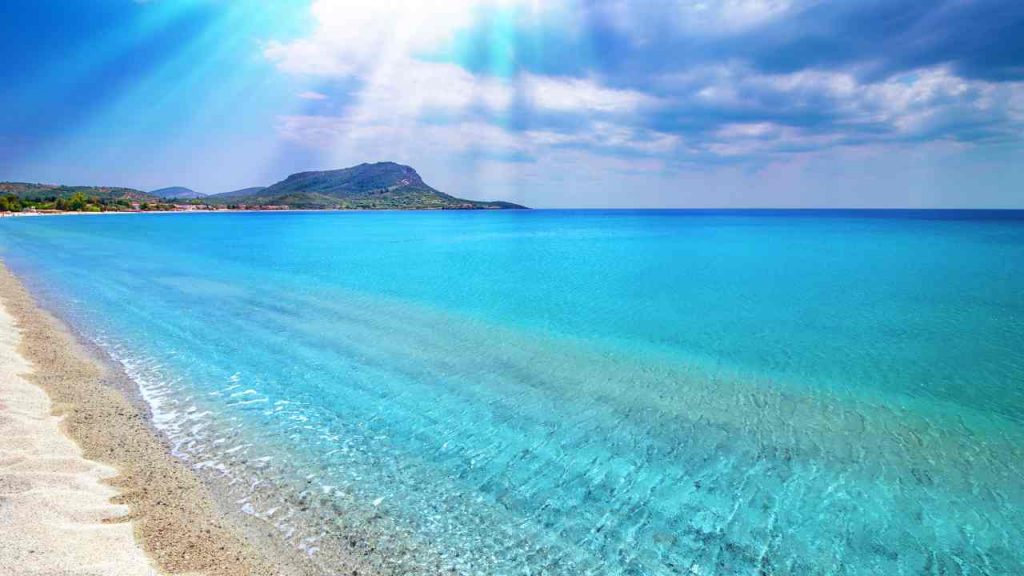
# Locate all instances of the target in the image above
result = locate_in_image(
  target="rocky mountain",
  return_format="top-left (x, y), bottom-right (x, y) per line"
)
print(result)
top-left (204, 162), bottom-right (526, 210)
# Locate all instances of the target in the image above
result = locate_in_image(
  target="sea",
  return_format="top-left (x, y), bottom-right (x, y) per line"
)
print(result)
top-left (2, 210), bottom-right (1022, 575)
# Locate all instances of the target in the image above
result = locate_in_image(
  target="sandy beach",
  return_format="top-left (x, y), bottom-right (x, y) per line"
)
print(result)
top-left (0, 285), bottom-right (157, 575)
top-left (0, 264), bottom-right (279, 576)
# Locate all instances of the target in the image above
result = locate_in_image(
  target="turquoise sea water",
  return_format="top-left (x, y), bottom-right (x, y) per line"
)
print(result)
top-left (2, 210), bottom-right (1023, 575)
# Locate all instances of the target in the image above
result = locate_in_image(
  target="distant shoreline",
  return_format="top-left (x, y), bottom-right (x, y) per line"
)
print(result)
top-left (0, 206), bottom-right (530, 217)
top-left (3, 207), bottom-right (1023, 218)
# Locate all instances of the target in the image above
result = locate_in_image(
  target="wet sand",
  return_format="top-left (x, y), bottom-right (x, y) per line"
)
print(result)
top-left (0, 263), bottom-right (282, 576)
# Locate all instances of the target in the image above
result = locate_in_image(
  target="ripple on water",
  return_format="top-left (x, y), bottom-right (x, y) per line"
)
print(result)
top-left (88, 297), bottom-right (1024, 576)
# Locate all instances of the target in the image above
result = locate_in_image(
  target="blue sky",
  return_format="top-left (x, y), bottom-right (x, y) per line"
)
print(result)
top-left (2, 0), bottom-right (1023, 207)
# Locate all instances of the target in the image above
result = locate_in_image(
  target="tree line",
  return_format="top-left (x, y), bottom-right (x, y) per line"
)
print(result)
top-left (0, 192), bottom-right (147, 213)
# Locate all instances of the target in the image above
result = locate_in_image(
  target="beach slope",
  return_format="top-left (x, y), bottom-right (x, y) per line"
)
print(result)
top-left (0, 291), bottom-right (156, 575)
top-left (0, 264), bottom-right (280, 576)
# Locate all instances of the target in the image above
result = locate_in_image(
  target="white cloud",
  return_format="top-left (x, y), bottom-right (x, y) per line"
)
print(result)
top-left (523, 74), bottom-right (660, 113)
top-left (663, 63), bottom-right (1024, 156)
top-left (672, 0), bottom-right (796, 33)
top-left (339, 60), bottom-right (511, 126)
top-left (265, 1), bottom-right (659, 116)
top-left (714, 122), bottom-right (777, 139)
top-left (262, 0), bottom-right (669, 166)
top-left (706, 122), bottom-right (844, 156)
top-left (278, 113), bottom-right (680, 158)
top-left (277, 116), bottom-right (515, 152)
top-left (540, 122), bottom-right (675, 154)
top-left (273, 50), bottom-right (670, 164)
top-left (297, 91), bottom-right (329, 101)
top-left (710, 0), bottom-right (795, 30)
top-left (264, 0), bottom-right (533, 78)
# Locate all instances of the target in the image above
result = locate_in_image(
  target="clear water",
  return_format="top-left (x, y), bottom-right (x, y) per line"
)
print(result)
top-left (2, 210), bottom-right (1023, 575)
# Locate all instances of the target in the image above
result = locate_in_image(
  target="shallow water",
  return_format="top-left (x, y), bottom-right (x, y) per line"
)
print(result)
top-left (2, 210), bottom-right (1023, 575)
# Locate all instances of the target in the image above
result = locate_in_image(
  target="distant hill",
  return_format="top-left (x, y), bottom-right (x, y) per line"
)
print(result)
top-left (205, 186), bottom-right (267, 201)
top-left (0, 182), bottom-right (156, 202)
top-left (204, 162), bottom-right (527, 210)
top-left (149, 186), bottom-right (206, 199)
top-left (1, 163), bottom-right (527, 211)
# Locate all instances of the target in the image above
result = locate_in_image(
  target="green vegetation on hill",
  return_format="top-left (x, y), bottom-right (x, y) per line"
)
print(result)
top-left (0, 182), bottom-right (153, 201)
top-left (0, 183), bottom-right (162, 212)
top-left (205, 162), bottom-right (527, 210)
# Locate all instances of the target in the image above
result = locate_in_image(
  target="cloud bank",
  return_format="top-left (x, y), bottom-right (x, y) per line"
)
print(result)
top-left (264, 1), bottom-right (1023, 181)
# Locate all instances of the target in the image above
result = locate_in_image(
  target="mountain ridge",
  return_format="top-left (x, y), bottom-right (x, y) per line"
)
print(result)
top-left (149, 186), bottom-right (206, 199)
top-left (205, 162), bottom-right (526, 210)
top-left (206, 186), bottom-right (267, 200)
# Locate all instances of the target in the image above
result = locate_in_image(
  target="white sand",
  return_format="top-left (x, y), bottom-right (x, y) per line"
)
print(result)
top-left (0, 302), bottom-right (158, 575)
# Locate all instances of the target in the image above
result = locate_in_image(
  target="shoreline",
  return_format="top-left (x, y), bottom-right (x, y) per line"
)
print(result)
top-left (0, 262), bottom-right (288, 576)
top-left (0, 280), bottom-right (157, 575)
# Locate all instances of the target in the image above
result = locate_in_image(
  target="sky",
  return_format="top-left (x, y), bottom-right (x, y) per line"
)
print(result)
top-left (1, 0), bottom-right (1023, 208)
